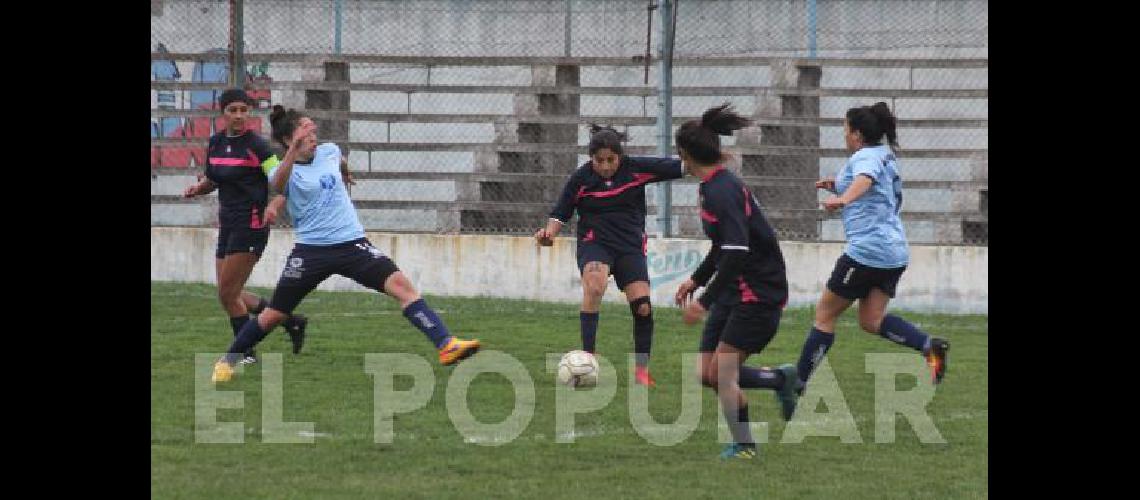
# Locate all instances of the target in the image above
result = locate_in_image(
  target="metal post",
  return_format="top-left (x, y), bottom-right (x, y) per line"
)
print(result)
top-left (335, 0), bottom-right (343, 54)
top-left (656, 0), bottom-right (675, 237)
top-left (808, 0), bottom-right (817, 58)
top-left (564, 0), bottom-right (572, 57)
top-left (230, 0), bottom-right (245, 87)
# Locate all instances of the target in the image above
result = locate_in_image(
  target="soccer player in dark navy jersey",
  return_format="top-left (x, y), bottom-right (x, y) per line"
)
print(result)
top-left (211, 107), bottom-right (481, 383)
top-left (671, 104), bottom-right (799, 460)
top-left (787, 102), bottom-right (949, 416)
top-left (534, 126), bottom-right (683, 387)
top-left (182, 89), bottom-right (308, 364)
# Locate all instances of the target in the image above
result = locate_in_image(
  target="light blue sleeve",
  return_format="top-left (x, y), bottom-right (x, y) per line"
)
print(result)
top-left (849, 151), bottom-right (881, 183)
top-left (319, 143), bottom-right (341, 163)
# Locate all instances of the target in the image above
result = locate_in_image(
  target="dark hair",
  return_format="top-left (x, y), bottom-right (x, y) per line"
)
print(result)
top-left (845, 101), bottom-right (899, 148)
top-left (674, 103), bottom-right (751, 165)
top-left (218, 88), bottom-right (253, 110)
top-left (587, 124), bottom-right (628, 156)
top-left (269, 105), bottom-right (308, 148)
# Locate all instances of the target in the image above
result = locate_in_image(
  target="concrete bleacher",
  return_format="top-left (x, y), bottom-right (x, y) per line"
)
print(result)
top-left (151, 54), bottom-right (987, 244)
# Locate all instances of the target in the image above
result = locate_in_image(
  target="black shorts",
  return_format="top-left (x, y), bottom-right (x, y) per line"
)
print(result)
top-left (576, 241), bottom-right (649, 290)
top-left (826, 253), bottom-right (906, 300)
top-left (699, 302), bottom-right (781, 354)
top-left (215, 226), bottom-right (270, 259)
top-left (268, 238), bottom-right (400, 314)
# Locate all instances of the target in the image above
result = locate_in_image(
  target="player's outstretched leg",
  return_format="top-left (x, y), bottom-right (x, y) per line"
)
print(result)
top-left (860, 289), bottom-right (949, 384)
top-left (385, 271), bottom-right (480, 366)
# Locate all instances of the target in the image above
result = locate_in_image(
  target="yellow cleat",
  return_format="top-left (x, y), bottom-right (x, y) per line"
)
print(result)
top-left (438, 337), bottom-right (481, 366)
top-left (720, 443), bottom-right (758, 460)
top-left (211, 360), bottom-right (235, 383)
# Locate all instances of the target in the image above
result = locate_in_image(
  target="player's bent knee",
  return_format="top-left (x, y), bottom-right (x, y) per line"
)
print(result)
top-left (859, 317), bottom-right (881, 334)
top-left (583, 276), bottom-right (607, 298)
top-left (384, 272), bottom-right (420, 302)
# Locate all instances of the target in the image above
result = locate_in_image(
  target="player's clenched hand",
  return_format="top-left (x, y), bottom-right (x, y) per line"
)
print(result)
top-left (815, 177), bottom-right (836, 193)
top-left (682, 300), bottom-right (707, 325)
top-left (534, 228), bottom-right (554, 247)
top-left (183, 176), bottom-right (206, 198)
top-left (263, 205), bottom-right (278, 226)
top-left (674, 279), bottom-right (697, 306)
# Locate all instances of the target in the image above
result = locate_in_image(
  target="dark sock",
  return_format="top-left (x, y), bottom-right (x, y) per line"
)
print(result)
top-left (632, 312), bottom-right (652, 368)
top-left (879, 314), bottom-right (931, 352)
top-left (738, 366), bottom-right (785, 390)
top-left (731, 404), bottom-right (754, 446)
top-left (225, 318), bottom-right (271, 364)
top-left (580, 311), bottom-right (599, 353)
top-left (229, 316), bottom-right (255, 357)
top-left (795, 327), bottom-right (836, 385)
top-left (229, 316), bottom-right (247, 336)
top-left (402, 299), bottom-right (452, 349)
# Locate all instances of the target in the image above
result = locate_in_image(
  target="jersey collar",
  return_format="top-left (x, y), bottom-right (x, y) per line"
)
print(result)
top-left (699, 165), bottom-right (726, 183)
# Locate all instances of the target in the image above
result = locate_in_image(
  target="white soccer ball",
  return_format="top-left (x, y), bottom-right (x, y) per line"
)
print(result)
top-left (557, 350), bottom-right (599, 388)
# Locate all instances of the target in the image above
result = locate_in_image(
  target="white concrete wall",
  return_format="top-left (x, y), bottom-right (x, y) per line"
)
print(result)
top-left (151, 227), bottom-right (986, 314)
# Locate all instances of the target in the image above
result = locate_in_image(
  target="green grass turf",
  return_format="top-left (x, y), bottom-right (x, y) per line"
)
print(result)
top-left (152, 281), bottom-right (987, 499)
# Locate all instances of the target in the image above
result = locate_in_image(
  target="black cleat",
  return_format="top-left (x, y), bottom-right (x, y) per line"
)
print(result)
top-left (924, 337), bottom-right (950, 385)
top-left (773, 364), bottom-right (801, 421)
top-left (284, 314), bottom-right (309, 355)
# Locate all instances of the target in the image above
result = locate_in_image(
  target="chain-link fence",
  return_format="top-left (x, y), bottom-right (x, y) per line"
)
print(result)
top-left (152, 0), bottom-right (988, 245)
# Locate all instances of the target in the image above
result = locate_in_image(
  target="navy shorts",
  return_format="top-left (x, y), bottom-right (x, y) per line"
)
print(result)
top-left (268, 238), bottom-right (400, 314)
top-left (826, 253), bottom-right (906, 300)
top-left (699, 302), bottom-right (781, 354)
top-left (576, 241), bottom-right (649, 290)
top-left (215, 226), bottom-right (270, 259)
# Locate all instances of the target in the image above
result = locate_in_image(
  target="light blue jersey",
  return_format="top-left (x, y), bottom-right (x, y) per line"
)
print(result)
top-left (270, 142), bottom-right (365, 245)
top-left (834, 144), bottom-right (909, 268)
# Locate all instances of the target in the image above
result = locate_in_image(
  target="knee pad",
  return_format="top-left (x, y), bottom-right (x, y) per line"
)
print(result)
top-left (629, 296), bottom-right (652, 320)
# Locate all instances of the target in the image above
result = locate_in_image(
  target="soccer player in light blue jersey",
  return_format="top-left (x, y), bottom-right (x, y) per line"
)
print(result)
top-left (212, 106), bottom-right (481, 382)
top-left (786, 102), bottom-right (949, 416)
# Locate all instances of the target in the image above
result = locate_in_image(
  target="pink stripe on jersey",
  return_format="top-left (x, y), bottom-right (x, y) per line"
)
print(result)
top-left (210, 151), bottom-right (260, 167)
top-left (578, 173), bottom-right (657, 200)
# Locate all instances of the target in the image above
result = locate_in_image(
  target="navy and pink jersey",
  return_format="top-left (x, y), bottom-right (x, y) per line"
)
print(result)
top-left (695, 166), bottom-right (788, 308)
top-left (549, 156), bottom-right (683, 254)
top-left (203, 130), bottom-right (280, 230)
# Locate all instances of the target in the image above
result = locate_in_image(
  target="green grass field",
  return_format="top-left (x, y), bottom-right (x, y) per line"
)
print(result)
top-left (152, 281), bottom-right (987, 499)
